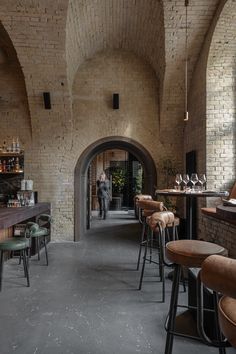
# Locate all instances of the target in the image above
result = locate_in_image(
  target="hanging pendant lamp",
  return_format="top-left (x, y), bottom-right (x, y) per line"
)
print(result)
top-left (184, 0), bottom-right (189, 122)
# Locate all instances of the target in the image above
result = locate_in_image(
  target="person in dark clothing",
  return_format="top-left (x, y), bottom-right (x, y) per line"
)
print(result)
top-left (96, 171), bottom-right (110, 219)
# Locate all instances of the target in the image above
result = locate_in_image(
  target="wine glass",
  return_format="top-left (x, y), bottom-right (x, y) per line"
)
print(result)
top-left (190, 173), bottom-right (198, 191)
top-left (175, 174), bottom-right (182, 190)
top-left (199, 174), bottom-right (206, 190)
top-left (182, 174), bottom-right (189, 190)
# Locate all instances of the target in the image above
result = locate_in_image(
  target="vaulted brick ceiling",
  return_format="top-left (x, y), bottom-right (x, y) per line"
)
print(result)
top-left (66, 0), bottom-right (165, 88)
top-left (66, 0), bottom-right (219, 96)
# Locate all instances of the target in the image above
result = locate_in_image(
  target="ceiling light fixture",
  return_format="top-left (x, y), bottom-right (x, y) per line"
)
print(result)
top-left (184, 0), bottom-right (189, 122)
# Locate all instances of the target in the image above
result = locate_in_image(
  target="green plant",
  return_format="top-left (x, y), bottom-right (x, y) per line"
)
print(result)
top-left (112, 168), bottom-right (126, 194)
top-left (160, 158), bottom-right (178, 187)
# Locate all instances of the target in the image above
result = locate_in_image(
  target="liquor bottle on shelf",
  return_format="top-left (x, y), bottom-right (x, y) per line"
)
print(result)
top-left (12, 138), bottom-right (16, 153)
top-left (2, 160), bottom-right (6, 172)
top-left (15, 157), bottom-right (20, 172)
top-left (16, 137), bottom-right (20, 153)
top-left (2, 141), bottom-right (7, 153)
top-left (0, 160), bottom-right (2, 172)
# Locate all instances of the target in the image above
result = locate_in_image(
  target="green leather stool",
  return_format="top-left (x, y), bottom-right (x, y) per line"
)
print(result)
top-left (0, 237), bottom-right (30, 291)
top-left (27, 214), bottom-right (51, 266)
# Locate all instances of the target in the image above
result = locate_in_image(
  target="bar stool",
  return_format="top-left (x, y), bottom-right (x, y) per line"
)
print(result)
top-left (26, 214), bottom-right (51, 266)
top-left (164, 239), bottom-right (228, 354)
top-left (134, 194), bottom-right (153, 219)
top-left (136, 199), bottom-right (165, 270)
top-left (139, 210), bottom-right (176, 302)
top-left (0, 237), bottom-right (30, 291)
top-left (197, 254), bottom-right (236, 351)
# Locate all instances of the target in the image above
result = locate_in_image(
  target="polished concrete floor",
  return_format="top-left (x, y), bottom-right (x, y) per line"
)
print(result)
top-left (0, 211), bottom-right (234, 354)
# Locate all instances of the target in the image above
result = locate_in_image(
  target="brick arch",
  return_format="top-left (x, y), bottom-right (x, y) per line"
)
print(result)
top-left (0, 21), bottom-right (32, 143)
top-left (74, 136), bottom-right (157, 241)
top-left (206, 0), bottom-right (236, 191)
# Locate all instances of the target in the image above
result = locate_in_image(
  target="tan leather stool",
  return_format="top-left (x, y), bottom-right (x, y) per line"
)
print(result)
top-left (134, 194), bottom-right (153, 219)
top-left (138, 211), bottom-right (176, 302)
top-left (164, 240), bottom-right (228, 354)
top-left (136, 200), bottom-right (165, 270)
top-left (198, 255), bottom-right (236, 351)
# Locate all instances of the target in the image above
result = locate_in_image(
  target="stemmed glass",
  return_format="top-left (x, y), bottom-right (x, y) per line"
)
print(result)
top-left (199, 174), bottom-right (207, 190)
top-left (182, 174), bottom-right (189, 190)
top-left (190, 173), bottom-right (199, 191)
top-left (175, 174), bottom-right (182, 190)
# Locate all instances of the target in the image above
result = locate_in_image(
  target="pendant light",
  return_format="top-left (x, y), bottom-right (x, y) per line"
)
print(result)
top-left (184, 0), bottom-right (189, 122)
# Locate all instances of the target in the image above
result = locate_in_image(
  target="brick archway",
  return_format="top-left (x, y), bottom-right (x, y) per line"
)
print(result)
top-left (74, 136), bottom-right (157, 241)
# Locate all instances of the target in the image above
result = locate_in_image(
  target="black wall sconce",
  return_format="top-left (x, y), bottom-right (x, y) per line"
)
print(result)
top-left (43, 92), bottom-right (51, 110)
top-left (113, 93), bottom-right (119, 109)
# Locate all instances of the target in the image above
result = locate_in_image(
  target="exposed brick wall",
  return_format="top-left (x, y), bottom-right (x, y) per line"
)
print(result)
top-left (206, 0), bottom-right (236, 194)
top-left (0, 23), bottom-right (31, 148)
top-left (201, 215), bottom-right (236, 258)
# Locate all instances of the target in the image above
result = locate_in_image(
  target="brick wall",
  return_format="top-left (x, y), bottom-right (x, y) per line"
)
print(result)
top-left (0, 0), bottom-right (233, 241)
top-left (201, 215), bottom-right (236, 258)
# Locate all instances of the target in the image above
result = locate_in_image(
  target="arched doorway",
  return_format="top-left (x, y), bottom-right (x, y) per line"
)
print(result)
top-left (74, 136), bottom-right (157, 241)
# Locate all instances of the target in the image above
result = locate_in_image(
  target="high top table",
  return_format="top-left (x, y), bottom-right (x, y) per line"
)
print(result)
top-left (155, 189), bottom-right (229, 239)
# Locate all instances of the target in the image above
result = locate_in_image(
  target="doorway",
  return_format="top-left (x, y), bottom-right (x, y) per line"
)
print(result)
top-left (89, 149), bottom-right (144, 216)
top-left (74, 136), bottom-right (157, 241)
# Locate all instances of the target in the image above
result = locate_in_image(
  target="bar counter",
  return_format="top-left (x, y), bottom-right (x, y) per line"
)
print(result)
top-left (0, 203), bottom-right (51, 240)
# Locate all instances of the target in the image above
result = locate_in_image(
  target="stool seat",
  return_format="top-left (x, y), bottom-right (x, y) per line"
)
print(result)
top-left (0, 238), bottom-right (29, 251)
top-left (166, 240), bottom-right (227, 268)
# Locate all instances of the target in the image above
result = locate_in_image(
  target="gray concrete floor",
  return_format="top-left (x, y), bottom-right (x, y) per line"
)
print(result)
top-left (0, 211), bottom-right (235, 354)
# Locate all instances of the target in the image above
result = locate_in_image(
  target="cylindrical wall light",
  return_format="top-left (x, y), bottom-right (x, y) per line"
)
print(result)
top-left (113, 93), bottom-right (119, 109)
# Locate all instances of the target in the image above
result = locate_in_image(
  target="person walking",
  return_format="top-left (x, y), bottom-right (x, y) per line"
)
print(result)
top-left (96, 171), bottom-right (110, 219)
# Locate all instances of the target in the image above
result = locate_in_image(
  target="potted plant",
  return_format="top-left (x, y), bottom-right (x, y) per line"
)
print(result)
top-left (112, 168), bottom-right (126, 195)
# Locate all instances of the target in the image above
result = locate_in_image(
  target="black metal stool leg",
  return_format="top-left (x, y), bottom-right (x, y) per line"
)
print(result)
top-left (139, 235), bottom-right (148, 290)
top-left (0, 250), bottom-right (4, 291)
top-left (213, 291), bottom-right (226, 354)
top-left (22, 249), bottom-right (30, 287)
top-left (137, 222), bottom-right (146, 270)
top-left (159, 230), bottom-right (166, 303)
top-left (44, 236), bottom-right (48, 266)
top-left (165, 264), bottom-right (181, 354)
top-left (37, 237), bottom-right (40, 260)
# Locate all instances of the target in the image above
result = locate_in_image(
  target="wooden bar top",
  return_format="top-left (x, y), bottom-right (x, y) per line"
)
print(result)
top-left (0, 203), bottom-right (51, 229)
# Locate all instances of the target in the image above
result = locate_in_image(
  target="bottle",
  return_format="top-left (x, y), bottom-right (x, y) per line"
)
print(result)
top-left (11, 158), bottom-right (15, 172)
top-left (16, 137), bottom-right (20, 153)
top-left (2, 160), bottom-right (6, 172)
top-left (15, 157), bottom-right (20, 172)
top-left (12, 138), bottom-right (16, 153)
top-left (2, 141), bottom-right (7, 152)
top-left (0, 159), bottom-right (2, 172)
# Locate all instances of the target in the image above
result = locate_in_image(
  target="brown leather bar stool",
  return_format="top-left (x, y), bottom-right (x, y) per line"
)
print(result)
top-left (136, 199), bottom-right (165, 270)
top-left (197, 254), bottom-right (236, 351)
top-left (164, 240), bottom-right (228, 354)
top-left (139, 210), bottom-right (176, 302)
top-left (134, 194), bottom-right (153, 219)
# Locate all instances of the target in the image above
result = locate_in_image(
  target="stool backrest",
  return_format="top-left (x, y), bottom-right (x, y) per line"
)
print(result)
top-left (37, 214), bottom-right (51, 227)
top-left (24, 222), bottom-right (39, 237)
